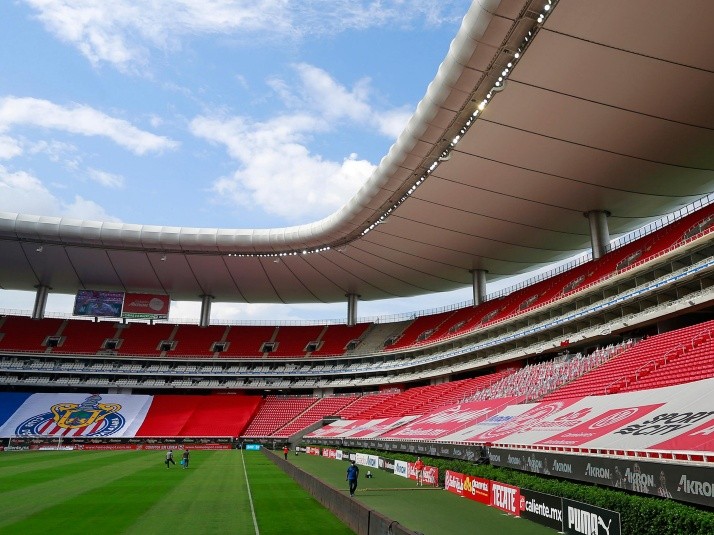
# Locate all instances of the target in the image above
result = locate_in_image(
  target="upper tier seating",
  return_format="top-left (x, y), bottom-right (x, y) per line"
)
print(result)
top-left (0, 316), bottom-right (63, 352)
top-left (171, 325), bottom-right (228, 356)
top-left (270, 325), bottom-right (326, 357)
top-left (384, 310), bottom-right (456, 350)
top-left (54, 320), bottom-right (121, 354)
top-left (221, 325), bottom-right (277, 357)
top-left (310, 323), bottom-right (370, 356)
top-left (117, 322), bottom-right (176, 356)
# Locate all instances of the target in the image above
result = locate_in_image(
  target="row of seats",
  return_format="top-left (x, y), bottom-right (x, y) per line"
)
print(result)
top-left (384, 203), bottom-right (714, 349)
top-left (0, 318), bottom-right (369, 358)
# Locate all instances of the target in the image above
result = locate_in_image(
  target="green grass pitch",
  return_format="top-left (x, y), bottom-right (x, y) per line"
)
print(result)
top-left (0, 449), bottom-right (353, 535)
top-left (0, 449), bottom-right (558, 534)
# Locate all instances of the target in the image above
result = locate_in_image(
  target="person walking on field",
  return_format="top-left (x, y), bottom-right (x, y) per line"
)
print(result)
top-left (165, 449), bottom-right (176, 468)
top-left (283, 445), bottom-right (289, 460)
top-left (346, 460), bottom-right (360, 497)
top-left (414, 457), bottom-right (425, 486)
top-left (182, 448), bottom-right (190, 469)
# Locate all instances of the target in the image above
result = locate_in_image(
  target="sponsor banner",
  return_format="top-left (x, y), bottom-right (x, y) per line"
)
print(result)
top-left (447, 444), bottom-right (486, 462)
top-left (378, 457), bottom-right (395, 473)
top-left (336, 450), bottom-right (343, 461)
top-left (650, 415), bottom-right (714, 451)
top-left (0, 393), bottom-right (152, 438)
top-left (337, 439), bottom-right (485, 464)
top-left (305, 446), bottom-right (320, 455)
top-left (142, 443), bottom-right (231, 450)
top-left (244, 444), bottom-right (261, 451)
top-left (536, 404), bottom-right (663, 446)
top-left (79, 444), bottom-right (138, 451)
top-left (322, 448), bottom-right (331, 457)
top-left (616, 409), bottom-right (714, 442)
top-left (348, 416), bottom-right (420, 438)
top-left (73, 289), bottom-right (124, 317)
top-left (380, 397), bottom-right (521, 440)
top-left (490, 447), bottom-right (714, 508)
top-left (467, 398), bottom-right (585, 443)
top-left (355, 452), bottom-right (369, 466)
top-left (440, 403), bottom-right (535, 442)
top-left (121, 292), bottom-right (170, 319)
top-left (423, 466), bottom-right (438, 486)
top-left (305, 418), bottom-right (358, 438)
top-left (463, 475), bottom-right (490, 505)
top-left (394, 459), bottom-right (409, 478)
top-left (366, 454), bottom-right (379, 468)
top-left (519, 488), bottom-right (563, 531)
top-left (306, 416), bottom-right (419, 439)
top-left (490, 481), bottom-right (521, 516)
top-left (563, 498), bottom-right (620, 535)
top-left (406, 461), bottom-right (437, 484)
top-left (445, 470), bottom-right (465, 496)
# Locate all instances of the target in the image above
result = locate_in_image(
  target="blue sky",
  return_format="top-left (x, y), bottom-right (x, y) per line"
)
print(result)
top-left (1, 0), bottom-right (516, 321)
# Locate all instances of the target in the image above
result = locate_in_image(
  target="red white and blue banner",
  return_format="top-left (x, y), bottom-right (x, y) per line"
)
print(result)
top-left (0, 393), bottom-right (151, 437)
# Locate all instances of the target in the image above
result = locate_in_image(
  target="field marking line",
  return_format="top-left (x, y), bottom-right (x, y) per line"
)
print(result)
top-left (240, 448), bottom-right (261, 535)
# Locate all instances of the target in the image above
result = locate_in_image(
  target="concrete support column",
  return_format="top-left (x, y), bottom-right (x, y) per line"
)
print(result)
top-left (470, 269), bottom-right (488, 306)
top-left (584, 210), bottom-right (611, 259)
top-left (199, 294), bottom-right (214, 327)
top-left (346, 293), bottom-right (360, 326)
top-left (32, 284), bottom-right (50, 319)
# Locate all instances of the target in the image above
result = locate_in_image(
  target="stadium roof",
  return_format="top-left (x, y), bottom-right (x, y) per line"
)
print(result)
top-left (1, 0), bottom-right (713, 304)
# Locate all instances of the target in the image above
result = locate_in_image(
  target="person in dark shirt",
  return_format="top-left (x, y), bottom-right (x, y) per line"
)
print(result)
top-left (182, 448), bottom-right (190, 469)
top-left (346, 461), bottom-right (360, 497)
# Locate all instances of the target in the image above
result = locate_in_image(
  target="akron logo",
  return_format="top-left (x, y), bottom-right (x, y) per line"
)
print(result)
top-left (15, 394), bottom-right (125, 436)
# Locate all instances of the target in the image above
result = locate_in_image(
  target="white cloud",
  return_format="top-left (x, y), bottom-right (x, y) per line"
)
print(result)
top-left (0, 97), bottom-right (177, 155)
top-left (87, 168), bottom-right (124, 188)
top-left (23, 1), bottom-right (467, 70)
top-left (193, 113), bottom-right (376, 222)
top-left (0, 164), bottom-right (119, 221)
top-left (0, 135), bottom-right (22, 159)
top-left (375, 108), bottom-right (414, 138)
top-left (191, 64), bottom-right (418, 222)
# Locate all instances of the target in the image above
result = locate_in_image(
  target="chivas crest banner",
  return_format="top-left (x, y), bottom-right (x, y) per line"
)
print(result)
top-left (0, 393), bottom-right (152, 437)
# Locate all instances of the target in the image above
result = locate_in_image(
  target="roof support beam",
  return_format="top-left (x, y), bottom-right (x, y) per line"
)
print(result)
top-left (585, 210), bottom-right (611, 260)
top-left (32, 284), bottom-right (50, 320)
top-left (199, 294), bottom-right (214, 327)
top-left (471, 269), bottom-right (488, 306)
top-left (346, 293), bottom-right (360, 326)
